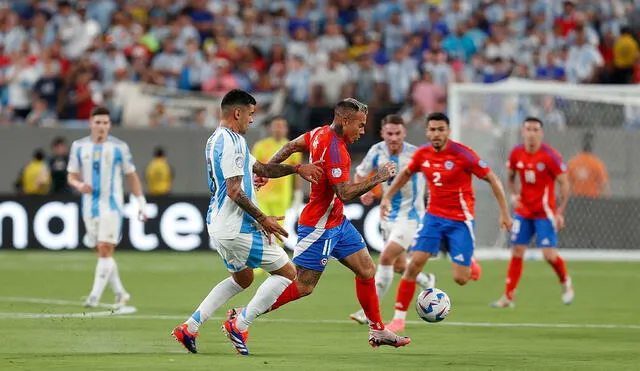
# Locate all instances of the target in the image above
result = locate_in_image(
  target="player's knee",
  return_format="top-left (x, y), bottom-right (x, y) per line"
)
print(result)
top-left (393, 260), bottom-right (406, 274)
top-left (543, 250), bottom-right (558, 263)
top-left (403, 262), bottom-right (422, 280)
top-left (96, 244), bottom-right (114, 257)
top-left (511, 245), bottom-right (527, 258)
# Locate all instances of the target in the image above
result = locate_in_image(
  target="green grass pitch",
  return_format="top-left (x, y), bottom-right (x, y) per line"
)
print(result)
top-left (0, 251), bottom-right (639, 370)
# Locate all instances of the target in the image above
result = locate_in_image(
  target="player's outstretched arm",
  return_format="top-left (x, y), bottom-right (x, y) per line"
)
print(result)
top-left (507, 169), bottom-right (519, 205)
top-left (226, 175), bottom-right (288, 243)
top-left (268, 134), bottom-right (308, 164)
top-left (482, 171), bottom-right (512, 231)
top-left (332, 162), bottom-right (396, 203)
top-left (555, 173), bottom-right (570, 230)
top-left (253, 161), bottom-right (323, 184)
top-left (379, 166), bottom-right (412, 219)
top-left (126, 172), bottom-right (149, 221)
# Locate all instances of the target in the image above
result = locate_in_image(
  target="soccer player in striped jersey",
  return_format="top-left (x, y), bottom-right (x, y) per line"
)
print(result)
top-left (67, 106), bottom-right (148, 308)
top-left (383, 112), bottom-right (512, 332)
top-left (491, 117), bottom-right (573, 308)
top-left (171, 90), bottom-right (323, 355)
top-left (349, 114), bottom-right (435, 325)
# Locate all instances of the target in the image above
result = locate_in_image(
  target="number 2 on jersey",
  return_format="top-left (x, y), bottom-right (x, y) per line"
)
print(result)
top-left (524, 169), bottom-right (536, 184)
top-left (432, 171), bottom-right (443, 186)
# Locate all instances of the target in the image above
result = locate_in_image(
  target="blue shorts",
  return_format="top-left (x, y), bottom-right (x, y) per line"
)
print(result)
top-left (511, 214), bottom-right (557, 247)
top-left (410, 213), bottom-right (475, 267)
top-left (293, 218), bottom-right (367, 272)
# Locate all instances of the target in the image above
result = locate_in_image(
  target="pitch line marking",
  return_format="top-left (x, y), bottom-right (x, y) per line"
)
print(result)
top-left (1, 297), bottom-right (639, 330)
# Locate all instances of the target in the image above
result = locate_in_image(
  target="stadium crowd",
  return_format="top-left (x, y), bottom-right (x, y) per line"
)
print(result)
top-left (0, 0), bottom-right (639, 129)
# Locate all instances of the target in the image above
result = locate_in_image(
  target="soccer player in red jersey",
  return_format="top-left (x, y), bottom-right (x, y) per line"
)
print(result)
top-left (228, 98), bottom-right (411, 348)
top-left (491, 117), bottom-right (573, 308)
top-left (382, 112), bottom-right (512, 332)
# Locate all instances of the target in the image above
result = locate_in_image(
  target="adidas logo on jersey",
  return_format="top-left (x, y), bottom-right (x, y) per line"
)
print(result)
top-left (422, 160), bottom-right (430, 168)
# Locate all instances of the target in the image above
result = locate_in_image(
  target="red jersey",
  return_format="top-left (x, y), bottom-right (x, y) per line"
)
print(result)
top-left (299, 126), bottom-right (351, 229)
top-left (508, 143), bottom-right (566, 219)
top-left (407, 140), bottom-right (490, 221)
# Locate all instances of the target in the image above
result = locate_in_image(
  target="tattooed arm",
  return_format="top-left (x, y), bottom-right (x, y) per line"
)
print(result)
top-left (253, 160), bottom-right (323, 183)
top-left (269, 134), bottom-right (307, 164)
top-left (332, 162), bottom-right (397, 202)
top-left (227, 175), bottom-right (288, 242)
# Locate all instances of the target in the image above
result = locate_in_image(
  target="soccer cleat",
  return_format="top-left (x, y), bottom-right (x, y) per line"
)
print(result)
top-left (470, 257), bottom-right (482, 281)
top-left (368, 327), bottom-right (411, 348)
top-left (83, 295), bottom-right (98, 308)
top-left (349, 309), bottom-right (368, 325)
top-left (226, 307), bottom-right (245, 321)
top-left (385, 318), bottom-right (405, 332)
top-left (222, 318), bottom-right (250, 355)
top-left (172, 324), bottom-right (199, 354)
top-left (562, 277), bottom-right (574, 305)
top-left (417, 273), bottom-right (436, 290)
top-left (489, 295), bottom-right (515, 308)
top-left (114, 292), bottom-right (130, 307)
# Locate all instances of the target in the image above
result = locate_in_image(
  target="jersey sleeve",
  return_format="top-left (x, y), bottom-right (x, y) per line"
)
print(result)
top-left (406, 148), bottom-right (424, 174)
top-left (546, 149), bottom-right (566, 178)
top-left (121, 143), bottom-right (136, 174)
top-left (355, 145), bottom-right (378, 178)
top-left (464, 149), bottom-right (491, 179)
top-left (217, 133), bottom-right (246, 179)
top-left (67, 141), bottom-right (80, 173)
top-left (325, 139), bottom-right (350, 185)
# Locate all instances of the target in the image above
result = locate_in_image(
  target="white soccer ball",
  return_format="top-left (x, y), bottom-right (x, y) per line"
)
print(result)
top-left (416, 288), bottom-right (451, 323)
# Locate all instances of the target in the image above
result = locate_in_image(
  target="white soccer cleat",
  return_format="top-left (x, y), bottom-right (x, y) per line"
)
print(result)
top-left (562, 277), bottom-right (574, 305)
top-left (489, 295), bottom-right (515, 308)
top-left (349, 309), bottom-right (368, 325)
top-left (417, 273), bottom-right (436, 290)
top-left (115, 292), bottom-right (131, 307)
top-left (83, 295), bottom-right (99, 308)
top-left (368, 327), bottom-right (411, 348)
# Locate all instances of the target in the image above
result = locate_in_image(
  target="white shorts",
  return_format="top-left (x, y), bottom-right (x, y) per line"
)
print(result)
top-left (83, 211), bottom-right (122, 248)
top-left (381, 219), bottom-right (419, 250)
top-left (212, 230), bottom-right (290, 273)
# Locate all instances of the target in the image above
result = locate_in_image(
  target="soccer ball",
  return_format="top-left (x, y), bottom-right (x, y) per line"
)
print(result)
top-left (416, 288), bottom-right (451, 323)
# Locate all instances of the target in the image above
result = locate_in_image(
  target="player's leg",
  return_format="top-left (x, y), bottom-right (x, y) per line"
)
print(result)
top-left (536, 218), bottom-right (573, 304)
top-left (173, 236), bottom-right (251, 353)
top-left (84, 242), bottom-right (116, 308)
top-left (84, 213), bottom-right (122, 308)
top-left (445, 219), bottom-right (478, 286)
top-left (491, 215), bottom-right (533, 308)
top-left (105, 214), bottom-right (129, 307)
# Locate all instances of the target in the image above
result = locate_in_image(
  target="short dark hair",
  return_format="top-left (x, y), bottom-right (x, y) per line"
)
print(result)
top-left (51, 136), bottom-right (66, 147)
top-left (523, 116), bottom-right (544, 127)
top-left (426, 112), bottom-right (450, 127)
top-left (90, 106), bottom-right (110, 117)
top-left (33, 149), bottom-right (45, 161)
top-left (154, 146), bottom-right (165, 157)
top-left (335, 98), bottom-right (368, 116)
top-left (381, 114), bottom-right (404, 126)
top-left (220, 89), bottom-right (257, 110)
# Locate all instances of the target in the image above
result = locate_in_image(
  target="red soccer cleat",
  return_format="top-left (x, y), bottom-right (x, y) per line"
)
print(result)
top-left (470, 257), bottom-right (482, 281)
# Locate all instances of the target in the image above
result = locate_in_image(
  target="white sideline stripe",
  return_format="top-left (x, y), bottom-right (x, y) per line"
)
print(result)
top-left (474, 248), bottom-right (640, 262)
top-left (2, 297), bottom-right (639, 330)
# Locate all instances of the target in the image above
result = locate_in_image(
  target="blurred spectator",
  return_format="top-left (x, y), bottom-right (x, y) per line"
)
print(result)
top-left (33, 58), bottom-right (63, 110)
top-left (283, 54), bottom-right (310, 136)
top-left (385, 46), bottom-right (418, 106)
top-left (310, 52), bottom-right (350, 106)
top-left (145, 146), bottom-right (173, 196)
top-left (19, 148), bottom-right (51, 195)
top-left (149, 102), bottom-right (177, 127)
top-left (48, 136), bottom-right (70, 194)
top-left (567, 132), bottom-right (610, 198)
top-left (347, 53), bottom-right (384, 106)
top-left (566, 29), bottom-right (604, 83)
top-left (6, 54), bottom-right (39, 120)
top-left (612, 27), bottom-right (639, 84)
top-left (25, 98), bottom-right (56, 126)
top-left (411, 71), bottom-right (445, 117)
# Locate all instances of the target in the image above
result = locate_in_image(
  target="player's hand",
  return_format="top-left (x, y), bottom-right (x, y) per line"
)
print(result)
top-left (360, 191), bottom-right (374, 206)
top-left (499, 212), bottom-right (513, 231)
top-left (254, 175), bottom-right (269, 190)
top-left (259, 216), bottom-right (288, 244)
top-left (296, 161), bottom-right (324, 184)
top-left (379, 197), bottom-right (391, 220)
top-left (377, 162), bottom-right (397, 182)
top-left (555, 213), bottom-right (565, 231)
top-left (76, 183), bottom-right (92, 194)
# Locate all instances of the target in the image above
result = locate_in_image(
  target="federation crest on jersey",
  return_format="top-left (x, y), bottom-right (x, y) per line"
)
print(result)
top-left (332, 168), bottom-right (342, 178)
top-left (536, 162), bottom-right (545, 171)
top-left (234, 154), bottom-right (244, 169)
top-left (445, 160), bottom-right (454, 170)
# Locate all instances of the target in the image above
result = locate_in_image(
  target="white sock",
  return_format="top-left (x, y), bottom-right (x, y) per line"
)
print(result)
top-left (109, 259), bottom-right (126, 294)
top-left (393, 310), bottom-right (407, 321)
top-left (185, 277), bottom-right (244, 333)
top-left (89, 257), bottom-right (115, 301)
top-left (236, 275), bottom-right (292, 331)
top-left (374, 265), bottom-right (394, 302)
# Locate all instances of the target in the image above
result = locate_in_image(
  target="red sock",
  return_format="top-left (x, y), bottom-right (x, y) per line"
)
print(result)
top-left (355, 277), bottom-right (385, 330)
top-left (505, 256), bottom-right (523, 300)
top-left (266, 282), bottom-right (300, 313)
top-left (548, 256), bottom-right (568, 283)
top-left (395, 279), bottom-right (417, 312)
